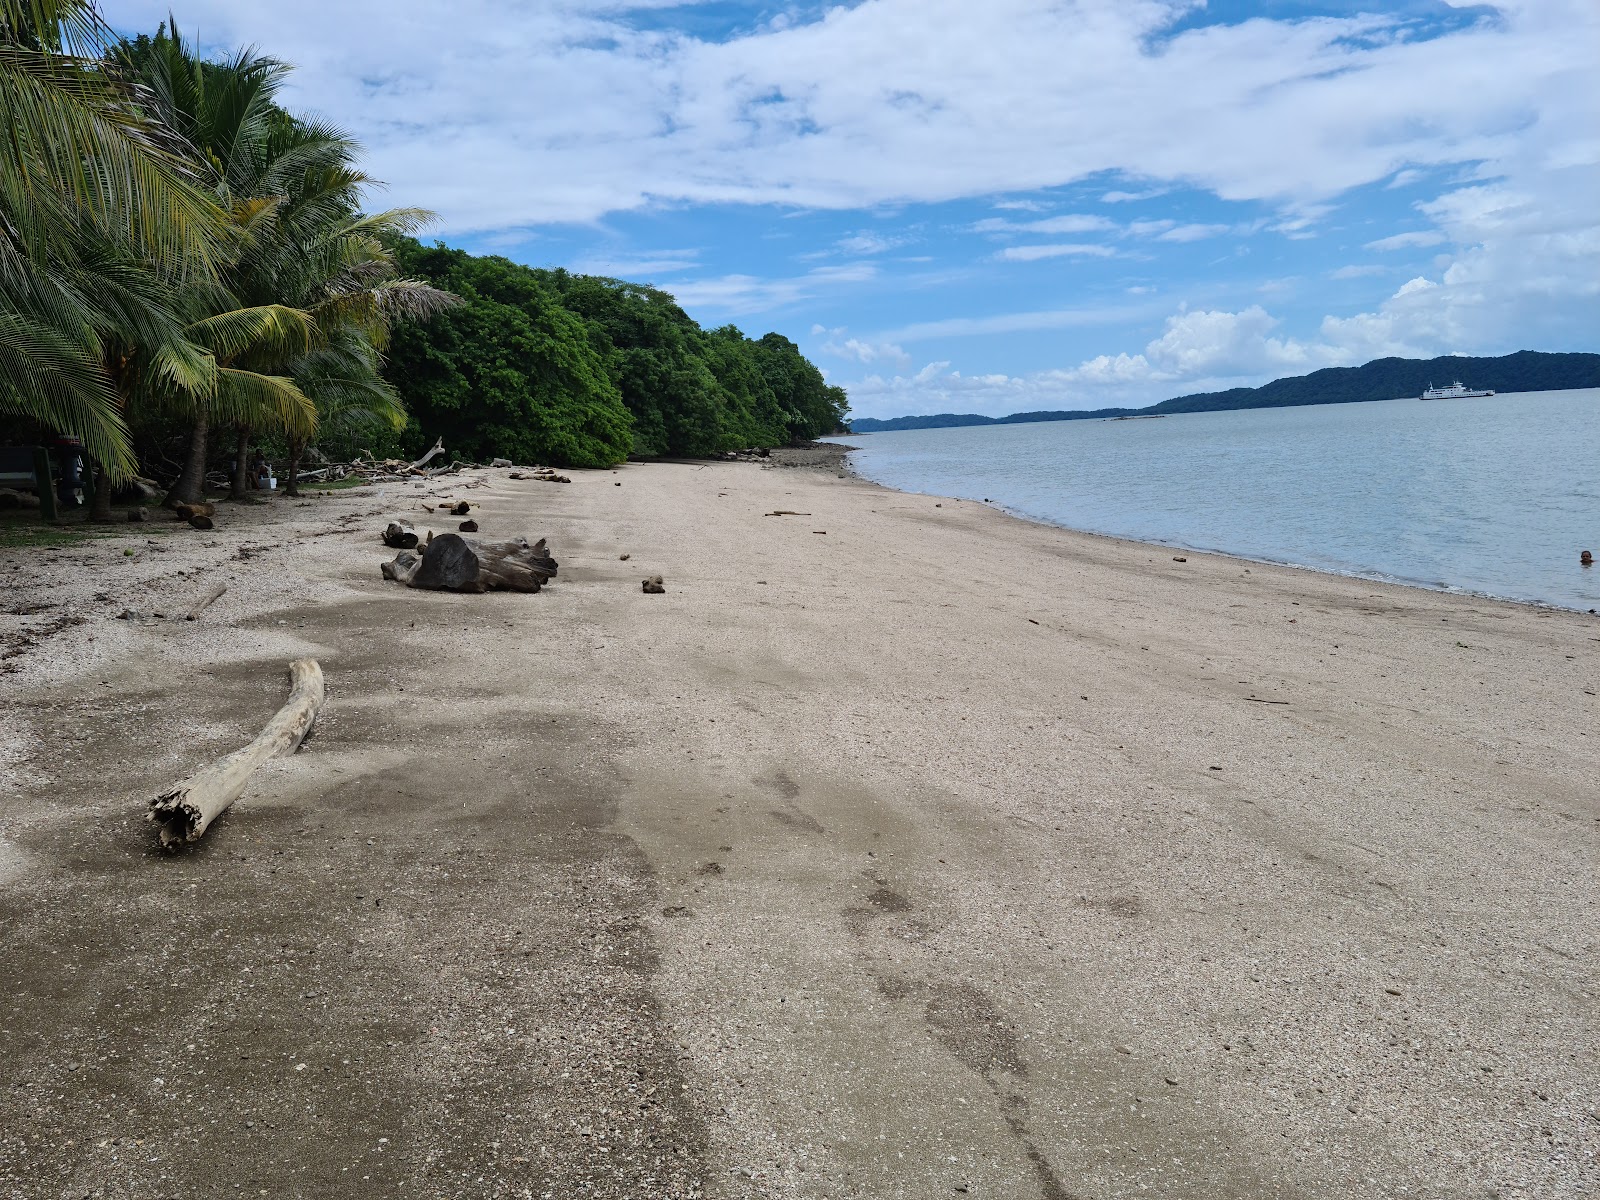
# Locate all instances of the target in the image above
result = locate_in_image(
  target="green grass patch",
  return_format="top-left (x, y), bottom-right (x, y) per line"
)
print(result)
top-left (0, 508), bottom-right (180, 548)
top-left (0, 513), bottom-right (113, 548)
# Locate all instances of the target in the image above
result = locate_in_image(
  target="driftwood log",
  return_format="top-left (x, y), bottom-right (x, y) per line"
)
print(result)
top-left (410, 437), bottom-right (446, 471)
top-left (383, 520), bottom-right (419, 549)
top-left (147, 659), bottom-right (324, 848)
top-left (382, 533), bottom-right (557, 593)
top-left (175, 502), bottom-right (215, 521)
top-left (185, 582), bottom-right (227, 620)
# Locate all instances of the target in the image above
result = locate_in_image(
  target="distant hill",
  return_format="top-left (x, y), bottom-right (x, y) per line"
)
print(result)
top-left (846, 350), bottom-right (1600, 433)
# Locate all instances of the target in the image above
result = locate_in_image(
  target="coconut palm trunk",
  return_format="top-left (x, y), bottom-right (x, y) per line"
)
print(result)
top-left (166, 409), bottom-right (210, 507)
top-left (230, 425), bottom-right (250, 500)
top-left (283, 437), bottom-right (304, 497)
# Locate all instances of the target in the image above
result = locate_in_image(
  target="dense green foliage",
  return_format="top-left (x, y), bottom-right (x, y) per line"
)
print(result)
top-left (0, 6), bottom-right (452, 504)
top-left (848, 351), bottom-right (1600, 432)
top-left (388, 244), bottom-right (849, 464)
top-left (385, 244), bottom-right (632, 468)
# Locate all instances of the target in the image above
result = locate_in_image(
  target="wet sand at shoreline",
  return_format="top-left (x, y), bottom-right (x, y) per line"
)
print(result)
top-left (1, 453), bottom-right (1595, 1198)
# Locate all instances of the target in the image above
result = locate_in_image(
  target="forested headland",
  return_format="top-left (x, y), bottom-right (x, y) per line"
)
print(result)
top-left (0, 2), bottom-right (843, 506)
top-left (848, 350), bottom-right (1600, 432)
top-left (383, 243), bottom-right (849, 468)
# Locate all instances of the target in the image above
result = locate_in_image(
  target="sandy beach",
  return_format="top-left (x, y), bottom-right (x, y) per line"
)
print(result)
top-left (1, 451), bottom-right (1595, 1199)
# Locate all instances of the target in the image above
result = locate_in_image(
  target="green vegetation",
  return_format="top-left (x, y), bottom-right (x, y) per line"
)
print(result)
top-left (0, 513), bottom-right (116, 548)
top-left (5, 5), bottom-right (831, 494)
top-left (387, 248), bottom-right (849, 464)
top-left (0, 3), bottom-right (452, 508)
top-left (848, 351), bottom-right (1600, 432)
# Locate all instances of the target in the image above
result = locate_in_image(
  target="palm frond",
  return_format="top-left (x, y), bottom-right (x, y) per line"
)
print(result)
top-left (213, 366), bottom-right (317, 437)
top-left (0, 308), bottom-right (135, 476)
top-left (185, 302), bottom-right (316, 363)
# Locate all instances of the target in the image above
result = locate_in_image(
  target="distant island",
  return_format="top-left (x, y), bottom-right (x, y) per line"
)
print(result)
top-left (846, 350), bottom-right (1600, 433)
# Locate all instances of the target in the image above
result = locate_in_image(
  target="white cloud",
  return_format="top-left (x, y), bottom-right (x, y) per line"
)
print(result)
top-left (1100, 187), bottom-right (1169, 203)
top-left (974, 213), bottom-right (1114, 235)
top-left (835, 231), bottom-right (911, 254)
top-left (120, 0), bottom-right (1600, 234)
top-left (1155, 222), bottom-right (1232, 242)
top-left (1366, 230), bottom-right (1447, 250)
top-left (996, 243), bottom-right (1117, 262)
top-left (880, 301), bottom-right (1159, 342)
top-left (569, 249), bottom-right (701, 277)
top-left (818, 329), bottom-right (912, 368)
top-left (1330, 264), bottom-right (1388, 279)
top-left (664, 262), bottom-right (878, 315)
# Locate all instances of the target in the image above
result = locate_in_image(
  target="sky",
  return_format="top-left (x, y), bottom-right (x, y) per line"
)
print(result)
top-left (116, 0), bottom-right (1600, 419)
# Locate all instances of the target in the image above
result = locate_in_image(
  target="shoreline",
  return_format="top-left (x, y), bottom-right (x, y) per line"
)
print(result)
top-left (2, 458), bottom-right (1596, 1198)
top-left (830, 438), bottom-right (1600, 617)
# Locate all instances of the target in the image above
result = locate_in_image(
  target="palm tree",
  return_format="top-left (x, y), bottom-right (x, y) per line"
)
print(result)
top-left (110, 25), bottom-right (338, 506)
top-left (1, 0), bottom-right (226, 481)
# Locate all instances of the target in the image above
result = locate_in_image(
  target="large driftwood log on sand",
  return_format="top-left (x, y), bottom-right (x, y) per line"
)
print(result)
top-left (382, 533), bottom-right (557, 593)
top-left (147, 659), bottom-right (324, 849)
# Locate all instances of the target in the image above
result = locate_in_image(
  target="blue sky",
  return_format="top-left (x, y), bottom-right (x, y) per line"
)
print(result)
top-left (120, 0), bottom-right (1599, 419)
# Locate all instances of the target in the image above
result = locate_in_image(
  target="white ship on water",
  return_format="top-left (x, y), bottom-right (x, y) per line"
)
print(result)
top-left (1421, 380), bottom-right (1495, 400)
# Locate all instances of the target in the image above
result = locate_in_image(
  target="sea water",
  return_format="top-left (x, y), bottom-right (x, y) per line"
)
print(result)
top-left (835, 388), bottom-right (1600, 611)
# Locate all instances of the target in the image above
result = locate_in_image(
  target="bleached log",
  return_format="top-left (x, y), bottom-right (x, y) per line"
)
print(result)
top-left (147, 659), bottom-right (324, 848)
top-left (410, 437), bottom-right (446, 471)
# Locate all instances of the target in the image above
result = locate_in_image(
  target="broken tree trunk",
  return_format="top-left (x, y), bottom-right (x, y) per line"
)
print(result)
top-left (406, 533), bottom-right (557, 593)
top-left (410, 437), bottom-right (446, 471)
top-left (147, 659), bottom-right (324, 848)
top-left (383, 520), bottom-right (419, 549)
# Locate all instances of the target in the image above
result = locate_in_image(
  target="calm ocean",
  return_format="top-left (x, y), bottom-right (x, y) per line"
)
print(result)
top-left (836, 388), bottom-right (1600, 611)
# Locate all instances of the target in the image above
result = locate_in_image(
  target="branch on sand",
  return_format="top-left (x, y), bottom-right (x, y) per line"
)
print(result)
top-left (147, 659), bottom-right (325, 849)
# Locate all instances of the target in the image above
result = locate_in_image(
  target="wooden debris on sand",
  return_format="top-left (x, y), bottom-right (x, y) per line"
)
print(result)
top-left (185, 582), bottom-right (227, 620)
top-left (147, 659), bottom-right (324, 848)
top-left (642, 575), bottom-right (665, 594)
top-left (291, 439), bottom-right (571, 487)
top-left (383, 520), bottom-right (420, 549)
top-left (382, 533), bottom-right (557, 593)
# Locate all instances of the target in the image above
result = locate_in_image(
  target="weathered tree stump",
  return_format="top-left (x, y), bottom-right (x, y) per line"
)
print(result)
top-left (404, 534), bottom-right (556, 593)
